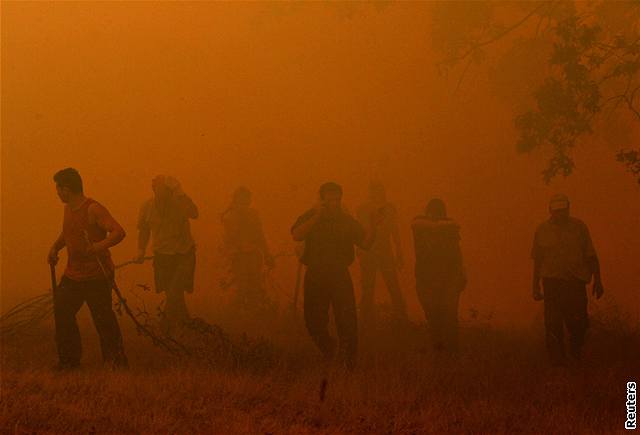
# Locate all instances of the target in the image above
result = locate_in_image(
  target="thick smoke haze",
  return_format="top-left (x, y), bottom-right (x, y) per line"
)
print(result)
top-left (2, 2), bottom-right (639, 325)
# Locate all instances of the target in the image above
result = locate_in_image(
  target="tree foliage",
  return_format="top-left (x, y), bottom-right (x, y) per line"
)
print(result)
top-left (431, 1), bottom-right (640, 184)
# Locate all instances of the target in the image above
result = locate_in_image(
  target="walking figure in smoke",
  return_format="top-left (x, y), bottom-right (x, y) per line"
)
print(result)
top-left (412, 198), bottom-right (466, 354)
top-left (135, 175), bottom-right (198, 332)
top-left (356, 181), bottom-right (408, 327)
top-left (291, 182), bottom-right (382, 369)
top-left (531, 194), bottom-right (604, 366)
top-left (220, 186), bottom-right (275, 311)
top-left (48, 168), bottom-right (128, 371)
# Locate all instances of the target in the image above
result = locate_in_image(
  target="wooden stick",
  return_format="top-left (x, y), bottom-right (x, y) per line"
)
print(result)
top-left (49, 264), bottom-right (57, 292)
top-left (292, 262), bottom-right (303, 312)
top-left (115, 256), bottom-right (154, 270)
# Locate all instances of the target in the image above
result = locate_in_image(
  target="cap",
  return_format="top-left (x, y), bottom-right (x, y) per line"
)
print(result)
top-left (549, 193), bottom-right (570, 211)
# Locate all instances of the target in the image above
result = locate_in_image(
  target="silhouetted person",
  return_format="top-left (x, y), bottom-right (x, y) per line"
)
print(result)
top-left (221, 187), bottom-right (274, 310)
top-left (291, 182), bottom-right (381, 369)
top-left (531, 194), bottom-right (604, 366)
top-left (47, 168), bottom-right (127, 370)
top-left (136, 175), bottom-right (198, 331)
top-left (356, 181), bottom-right (407, 325)
top-left (412, 198), bottom-right (466, 353)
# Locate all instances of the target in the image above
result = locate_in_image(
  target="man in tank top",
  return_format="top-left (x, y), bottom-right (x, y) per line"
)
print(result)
top-left (48, 167), bottom-right (128, 370)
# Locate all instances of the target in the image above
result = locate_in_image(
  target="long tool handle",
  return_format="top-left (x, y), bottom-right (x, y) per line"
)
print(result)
top-left (292, 261), bottom-right (303, 311)
top-left (49, 264), bottom-right (57, 292)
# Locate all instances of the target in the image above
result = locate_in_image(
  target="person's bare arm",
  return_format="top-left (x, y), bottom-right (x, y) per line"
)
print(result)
top-left (88, 203), bottom-right (126, 252)
top-left (48, 231), bottom-right (65, 265)
top-left (176, 194), bottom-right (198, 219)
top-left (532, 257), bottom-right (543, 300)
top-left (588, 255), bottom-right (604, 299)
top-left (134, 202), bottom-right (151, 262)
top-left (292, 209), bottom-right (322, 241)
top-left (137, 226), bottom-right (151, 259)
top-left (163, 177), bottom-right (197, 219)
top-left (583, 224), bottom-right (603, 299)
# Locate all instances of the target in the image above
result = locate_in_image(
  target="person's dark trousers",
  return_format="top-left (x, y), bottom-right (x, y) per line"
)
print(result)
top-left (542, 278), bottom-right (589, 364)
top-left (416, 276), bottom-right (460, 353)
top-left (231, 251), bottom-right (266, 309)
top-left (304, 266), bottom-right (358, 368)
top-left (359, 254), bottom-right (408, 323)
top-left (53, 276), bottom-right (127, 368)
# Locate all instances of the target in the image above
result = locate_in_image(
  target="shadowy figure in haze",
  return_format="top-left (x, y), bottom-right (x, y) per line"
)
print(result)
top-left (221, 187), bottom-right (275, 311)
top-left (531, 194), bottom-right (604, 366)
top-left (412, 198), bottom-right (466, 354)
top-left (136, 175), bottom-right (198, 331)
top-left (48, 168), bottom-right (128, 370)
top-left (291, 182), bottom-right (381, 369)
top-left (356, 181), bottom-right (407, 326)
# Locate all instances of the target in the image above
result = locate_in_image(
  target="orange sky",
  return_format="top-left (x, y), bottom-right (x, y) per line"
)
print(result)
top-left (2, 2), bottom-right (639, 325)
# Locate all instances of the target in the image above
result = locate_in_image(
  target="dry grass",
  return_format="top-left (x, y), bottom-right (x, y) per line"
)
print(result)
top-left (1, 308), bottom-right (638, 434)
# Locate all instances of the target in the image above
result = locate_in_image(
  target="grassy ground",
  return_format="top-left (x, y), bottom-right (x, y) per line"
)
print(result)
top-left (1, 307), bottom-right (638, 434)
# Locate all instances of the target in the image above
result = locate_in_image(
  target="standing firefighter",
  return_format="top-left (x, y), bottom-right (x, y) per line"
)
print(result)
top-left (356, 181), bottom-right (407, 325)
top-left (221, 187), bottom-right (275, 310)
top-left (136, 175), bottom-right (198, 330)
top-left (48, 168), bottom-right (128, 370)
top-left (412, 198), bottom-right (466, 353)
top-left (531, 194), bottom-right (604, 366)
top-left (291, 182), bottom-right (381, 369)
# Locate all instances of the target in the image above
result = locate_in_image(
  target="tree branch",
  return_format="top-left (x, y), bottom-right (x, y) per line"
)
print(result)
top-left (447, 1), bottom-right (551, 64)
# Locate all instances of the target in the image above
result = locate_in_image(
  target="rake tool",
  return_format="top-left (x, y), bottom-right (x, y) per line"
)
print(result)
top-left (0, 253), bottom-right (153, 340)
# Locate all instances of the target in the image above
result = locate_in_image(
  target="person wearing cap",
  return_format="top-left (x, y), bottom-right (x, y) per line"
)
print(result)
top-left (291, 182), bottom-right (382, 369)
top-left (220, 186), bottom-right (275, 311)
top-left (355, 181), bottom-right (408, 327)
top-left (412, 198), bottom-right (466, 354)
top-left (135, 175), bottom-right (198, 331)
top-left (531, 194), bottom-right (604, 365)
